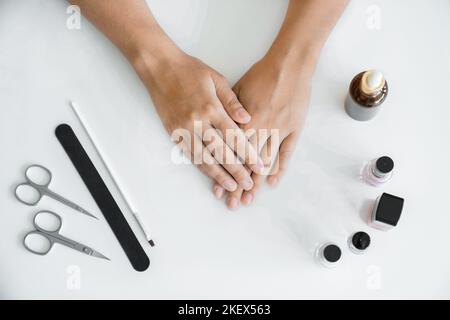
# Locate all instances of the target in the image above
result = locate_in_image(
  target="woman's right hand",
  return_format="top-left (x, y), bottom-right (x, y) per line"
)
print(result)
top-left (133, 40), bottom-right (263, 194)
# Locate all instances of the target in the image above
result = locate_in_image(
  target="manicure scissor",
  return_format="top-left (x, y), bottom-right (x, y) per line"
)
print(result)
top-left (14, 164), bottom-right (97, 219)
top-left (23, 210), bottom-right (109, 260)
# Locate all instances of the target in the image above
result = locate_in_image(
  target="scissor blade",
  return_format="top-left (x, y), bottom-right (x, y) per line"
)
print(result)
top-left (91, 250), bottom-right (110, 261)
top-left (44, 188), bottom-right (98, 219)
top-left (50, 234), bottom-right (109, 261)
top-left (77, 207), bottom-right (98, 220)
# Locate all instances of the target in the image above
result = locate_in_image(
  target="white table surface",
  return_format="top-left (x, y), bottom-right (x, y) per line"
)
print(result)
top-left (1, 0), bottom-right (449, 299)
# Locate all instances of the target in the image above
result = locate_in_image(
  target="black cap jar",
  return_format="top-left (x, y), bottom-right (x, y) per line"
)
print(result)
top-left (316, 243), bottom-right (342, 268)
top-left (348, 232), bottom-right (371, 254)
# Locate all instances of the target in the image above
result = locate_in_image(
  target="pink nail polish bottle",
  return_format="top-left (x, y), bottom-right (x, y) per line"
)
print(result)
top-left (363, 156), bottom-right (394, 187)
top-left (369, 193), bottom-right (404, 231)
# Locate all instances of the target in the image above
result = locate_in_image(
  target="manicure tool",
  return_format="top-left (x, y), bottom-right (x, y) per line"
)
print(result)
top-left (24, 210), bottom-right (109, 260)
top-left (15, 164), bottom-right (97, 219)
top-left (69, 101), bottom-right (154, 247)
top-left (55, 123), bottom-right (150, 271)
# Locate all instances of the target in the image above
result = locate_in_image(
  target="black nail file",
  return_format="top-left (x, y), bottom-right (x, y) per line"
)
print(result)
top-left (55, 123), bottom-right (150, 272)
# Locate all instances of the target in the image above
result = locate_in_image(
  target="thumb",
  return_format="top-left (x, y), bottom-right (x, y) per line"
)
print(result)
top-left (214, 76), bottom-right (251, 124)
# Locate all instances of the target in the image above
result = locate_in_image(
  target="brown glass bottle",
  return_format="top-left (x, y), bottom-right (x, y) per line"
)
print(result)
top-left (345, 70), bottom-right (388, 121)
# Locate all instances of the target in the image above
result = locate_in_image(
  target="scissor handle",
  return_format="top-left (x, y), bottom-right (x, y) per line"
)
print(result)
top-left (25, 164), bottom-right (52, 187)
top-left (15, 165), bottom-right (52, 206)
top-left (33, 210), bottom-right (63, 233)
top-left (14, 183), bottom-right (44, 206)
top-left (23, 230), bottom-right (53, 255)
top-left (24, 211), bottom-right (62, 256)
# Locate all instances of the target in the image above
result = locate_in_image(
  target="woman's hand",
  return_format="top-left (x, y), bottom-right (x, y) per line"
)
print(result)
top-left (213, 52), bottom-right (314, 209)
top-left (209, 0), bottom-right (348, 209)
top-left (135, 42), bottom-right (264, 193)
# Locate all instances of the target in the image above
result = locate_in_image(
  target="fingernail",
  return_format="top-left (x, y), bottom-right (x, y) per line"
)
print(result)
top-left (254, 159), bottom-right (264, 173)
top-left (240, 177), bottom-right (254, 190)
top-left (242, 193), bottom-right (253, 205)
top-left (213, 185), bottom-right (224, 199)
top-left (268, 176), bottom-right (278, 186)
top-left (258, 158), bottom-right (264, 168)
top-left (228, 198), bottom-right (239, 210)
top-left (223, 180), bottom-right (237, 192)
top-left (237, 108), bottom-right (251, 122)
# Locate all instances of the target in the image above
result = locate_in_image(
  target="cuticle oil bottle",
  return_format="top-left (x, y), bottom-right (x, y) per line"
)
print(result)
top-left (345, 69), bottom-right (389, 121)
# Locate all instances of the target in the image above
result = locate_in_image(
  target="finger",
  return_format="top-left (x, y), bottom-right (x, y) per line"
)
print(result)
top-left (212, 184), bottom-right (225, 200)
top-left (267, 133), bottom-right (298, 186)
top-left (248, 128), bottom-right (266, 153)
top-left (203, 125), bottom-right (254, 191)
top-left (214, 164), bottom-right (254, 208)
top-left (260, 135), bottom-right (282, 176)
top-left (260, 136), bottom-right (274, 167)
top-left (184, 133), bottom-right (238, 192)
top-left (199, 152), bottom-right (238, 193)
top-left (212, 112), bottom-right (264, 175)
top-left (227, 186), bottom-right (244, 210)
top-left (238, 132), bottom-right (268, 205)
top-left (212, 128), bottom-right (268, 203)
top-left (240, 134), bottom-right (277, 205)
top-left (241, 172), bottom-right (264, 205)
top-left (214, 75), bottom-right (251, 124)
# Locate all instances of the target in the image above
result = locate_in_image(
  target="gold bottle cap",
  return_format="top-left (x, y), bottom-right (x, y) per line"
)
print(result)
top-left (360, 70), bottom-right (385, 95)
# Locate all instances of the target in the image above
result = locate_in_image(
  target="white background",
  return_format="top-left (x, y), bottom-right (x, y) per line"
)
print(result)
top-left (1, 0), bottom-right (449, 299)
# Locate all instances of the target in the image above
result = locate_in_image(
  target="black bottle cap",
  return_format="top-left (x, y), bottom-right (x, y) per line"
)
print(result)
top-left (323, 244), bottom-right (341, 263)
top-left (352, 232), bottom-right (371, 250)
top-left (375, 156), bottom-right (394, 174)
top-left (375, 193), bottom-right (404, 226)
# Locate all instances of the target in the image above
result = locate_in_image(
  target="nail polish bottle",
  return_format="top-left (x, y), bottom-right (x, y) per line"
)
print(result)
top-left (348, 232), bottom-right (371, 255)
top-left (363, 156), bottom-right (394, 186)
top-left (370, 193), bottom-right (405, 231)
top-left (316, 243), bottom-right (342, 268)
top-left (345, 70), bottom-right (389, 121)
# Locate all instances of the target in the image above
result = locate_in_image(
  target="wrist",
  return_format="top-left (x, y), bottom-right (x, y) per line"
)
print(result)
top-left (264, 37), bottom-right (321, 78)
top-left (264, 32), bottom-right (322, 77)
top-left (129, 27), bottom-right (186, 84)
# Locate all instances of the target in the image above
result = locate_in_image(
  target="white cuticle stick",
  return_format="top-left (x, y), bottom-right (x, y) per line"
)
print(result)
top-left (69, 101), bottom-right (154, 247)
